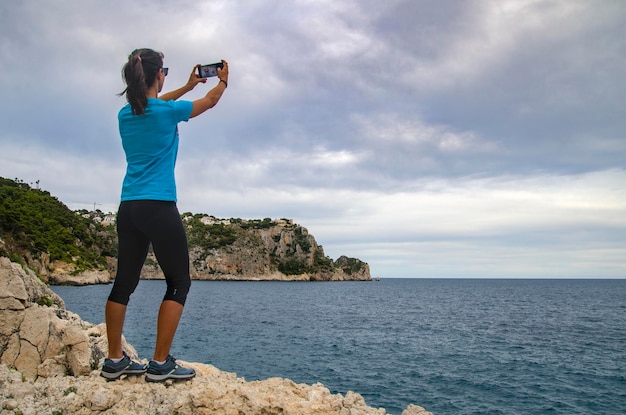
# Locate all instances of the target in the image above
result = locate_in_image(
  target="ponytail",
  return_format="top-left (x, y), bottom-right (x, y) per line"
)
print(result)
top-left (118, 48), bottom-right (164, 115)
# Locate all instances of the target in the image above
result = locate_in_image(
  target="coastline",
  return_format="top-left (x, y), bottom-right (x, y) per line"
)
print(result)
top-left (0, 257), bottom-right (430, 415)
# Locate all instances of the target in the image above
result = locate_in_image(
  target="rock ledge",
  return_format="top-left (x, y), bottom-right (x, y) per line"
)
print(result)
top-left (0, 257), bottom-right (431, 415)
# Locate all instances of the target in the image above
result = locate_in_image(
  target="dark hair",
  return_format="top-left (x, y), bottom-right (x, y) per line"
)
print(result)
top-left (119, 48), bottom-right (164, 115)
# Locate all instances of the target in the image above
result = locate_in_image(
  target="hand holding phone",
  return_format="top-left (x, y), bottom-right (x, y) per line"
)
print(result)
top-left (197, 62), bottom-right (224, 78)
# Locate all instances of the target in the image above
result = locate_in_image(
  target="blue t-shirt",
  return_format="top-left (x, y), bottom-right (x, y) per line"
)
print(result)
top-left (118, 98), bottom-right (193, 202)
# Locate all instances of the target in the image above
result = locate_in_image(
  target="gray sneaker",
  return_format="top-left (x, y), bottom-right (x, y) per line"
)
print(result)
top-left (100, 351), bottom-right (147, 380)
top-left (146, 355), bottom-right (196, 382)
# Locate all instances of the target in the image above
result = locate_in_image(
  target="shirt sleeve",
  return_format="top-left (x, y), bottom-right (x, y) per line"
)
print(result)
top-left (173, 100), bottom-right (194, 123)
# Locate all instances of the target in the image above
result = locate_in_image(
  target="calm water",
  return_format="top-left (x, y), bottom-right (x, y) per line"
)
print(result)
top-left (52, 279), bottom-right (626, 415)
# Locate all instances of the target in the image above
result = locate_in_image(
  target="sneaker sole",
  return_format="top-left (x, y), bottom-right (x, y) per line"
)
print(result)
top-left (145, 372), bottom-right (196, 382)
top-left (100, 368), bottom-right (147, 380)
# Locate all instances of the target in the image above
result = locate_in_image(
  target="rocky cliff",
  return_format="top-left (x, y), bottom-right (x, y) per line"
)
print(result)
top-left (40, 215), bottom-right (371, 285)
top-left (0, 257), bottom-right (430, 415)
top-left (1, 176), bottom-right (371, 284)
top-left (138, 215), bottom-right (371, 282)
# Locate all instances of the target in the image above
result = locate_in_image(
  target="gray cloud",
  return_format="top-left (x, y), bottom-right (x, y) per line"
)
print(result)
top-left (1, 0), bottom-right (625, 277)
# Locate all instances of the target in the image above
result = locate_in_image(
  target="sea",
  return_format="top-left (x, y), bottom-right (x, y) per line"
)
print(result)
top-left (51, 278), bottom-right (626, 415)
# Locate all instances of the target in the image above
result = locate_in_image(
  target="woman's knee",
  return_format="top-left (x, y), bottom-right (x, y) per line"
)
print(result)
top-left (164, 277), bottom-right (191, 305)
top-left (108, 283), bottom-right (138, 305)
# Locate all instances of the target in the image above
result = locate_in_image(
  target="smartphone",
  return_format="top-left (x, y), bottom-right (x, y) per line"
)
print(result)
top-left (197, 62), bottom-right (224, 78)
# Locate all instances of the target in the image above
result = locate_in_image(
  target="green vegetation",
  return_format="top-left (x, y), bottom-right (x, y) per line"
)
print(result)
top-left (336, 256), bottom-right (365, 275)
top-left (278, 258), bottom-right (309, 275)
top-left (293, 226), bottom-right (311, 252)
top-left (37, 295), bottom-right (55, 307)
top-left (1, 177), bottom-right (367, 280)
top-left (182, 213), bottom-right (239, 250)
top-left (233, 217), bottom-right (275, 229)
top-left (313, 248), bottom-right (334, 272)
top-left (0, 177), bottom-right (113, 272)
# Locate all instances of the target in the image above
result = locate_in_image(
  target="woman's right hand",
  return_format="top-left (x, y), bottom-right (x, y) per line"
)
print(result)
top-left (217, 60), bottom-right (229, 84)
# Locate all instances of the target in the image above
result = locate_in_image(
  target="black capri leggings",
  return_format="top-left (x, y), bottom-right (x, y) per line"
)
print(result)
top-left (108, 200), bottom-right (191, 306)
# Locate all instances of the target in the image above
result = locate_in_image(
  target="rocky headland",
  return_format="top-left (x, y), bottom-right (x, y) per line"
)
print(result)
top-left (0, 257), bottom-right (430, 414)
top-left (141, 215), bottom-right (372, 283)
top-left (1, 177), bottom-right (371, 285)
top-left (34, 216), bottom-right (371, 285)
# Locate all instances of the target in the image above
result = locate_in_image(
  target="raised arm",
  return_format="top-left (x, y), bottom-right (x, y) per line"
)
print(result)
top-left (158, 64), bottom-right (207, 102)
top-left (190, 60), bottom-right (229, 118)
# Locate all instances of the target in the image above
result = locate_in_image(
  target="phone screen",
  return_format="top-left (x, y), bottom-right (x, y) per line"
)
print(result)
top-left (198, 62), bottom-right (223, 78)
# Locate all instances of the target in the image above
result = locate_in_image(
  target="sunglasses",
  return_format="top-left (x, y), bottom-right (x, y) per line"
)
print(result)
top-left (161, 67), bottom-right (169, 76)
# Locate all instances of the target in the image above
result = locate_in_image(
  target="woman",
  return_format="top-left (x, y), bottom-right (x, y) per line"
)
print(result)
top-left (100, 48), bottom-right (228, 382)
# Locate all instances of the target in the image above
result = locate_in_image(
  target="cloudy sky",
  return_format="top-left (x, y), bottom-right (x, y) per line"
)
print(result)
top-left (1, 0), bottom-right (625, 278)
